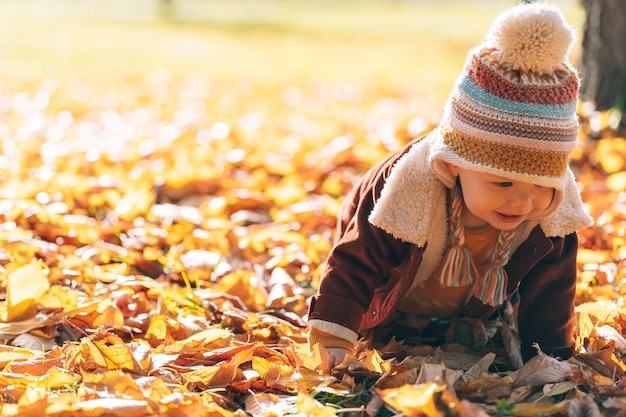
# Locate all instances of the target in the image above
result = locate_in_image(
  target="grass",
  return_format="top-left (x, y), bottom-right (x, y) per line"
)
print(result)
top-left (0, 0), bottom-right (584, 105)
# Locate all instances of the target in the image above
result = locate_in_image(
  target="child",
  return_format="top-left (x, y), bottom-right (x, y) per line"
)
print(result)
top-left (307, 2), bottom-right (594, 365)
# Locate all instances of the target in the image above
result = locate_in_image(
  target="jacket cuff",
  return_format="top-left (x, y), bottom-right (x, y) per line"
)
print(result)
top-left (308, 327), bottom-right (356, 353)
top-left (308, 294), bottom-right (365, 332)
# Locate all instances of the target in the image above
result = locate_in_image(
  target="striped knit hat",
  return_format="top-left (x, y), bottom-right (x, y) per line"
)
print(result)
top-left (430, 2), bottom-right (580, 217)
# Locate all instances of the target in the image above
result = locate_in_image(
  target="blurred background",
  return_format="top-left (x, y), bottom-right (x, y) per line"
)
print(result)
top-left (0, 0), bottom-right (584, 103)
top-left (0, 0), bottom-right (602, 207)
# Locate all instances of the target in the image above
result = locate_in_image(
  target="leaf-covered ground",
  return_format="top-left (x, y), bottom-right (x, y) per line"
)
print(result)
top-left (1, 2), bottom-right (626, 416)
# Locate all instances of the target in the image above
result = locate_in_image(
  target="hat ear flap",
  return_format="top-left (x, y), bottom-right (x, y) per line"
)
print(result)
top-left (447, 163), bottom-right (460, 177)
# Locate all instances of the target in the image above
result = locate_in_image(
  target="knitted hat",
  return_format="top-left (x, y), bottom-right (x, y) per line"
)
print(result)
top-left (430, 2), bottom-right (580, 218)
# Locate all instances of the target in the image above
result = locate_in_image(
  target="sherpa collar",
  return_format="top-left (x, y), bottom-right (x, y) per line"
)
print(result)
top-left (368, 132), bottom-right (594, 248)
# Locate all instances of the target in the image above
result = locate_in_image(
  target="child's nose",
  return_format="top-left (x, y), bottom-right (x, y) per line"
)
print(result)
top-left (509, 192), bottom-right (533, 208)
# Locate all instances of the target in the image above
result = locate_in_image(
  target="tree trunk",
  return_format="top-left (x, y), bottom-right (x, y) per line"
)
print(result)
top-left (158, 0), bottom-right (175, 21)
top-left (579, 0), bottom-right (626, 113)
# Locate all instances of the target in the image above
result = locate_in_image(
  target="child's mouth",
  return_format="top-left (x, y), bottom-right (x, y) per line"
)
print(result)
top-left (496, 212), bottom-right (524, 223)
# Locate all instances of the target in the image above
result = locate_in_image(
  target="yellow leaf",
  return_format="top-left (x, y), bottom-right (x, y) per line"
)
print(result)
top-left (576, 310), bottom-right (594, 341)
top-left (90, 340), bottom-right (142, 373)
top-left (293, 342), bottom-right (328, 372)
top-left (359, 349), bottom-right (390, 374)
top-left (165, 327), bottom-right (230, 353)
top-left (145, 313), bottom-right (179, 346)
top-left (0, 345), bottom-right (37, 367)
top-left (82, 370), bottom-right (146, 400)
top-left (182, 362), bottom-right (243, 389)
top-left (38, 285), bottom-right (79, 310)
top-left (377, 383), bottom-right (444, 417)
top-left (575, 300), bottom-right (622, 325)
top-left (42, 367), bottom-right (79, 388)
top-left (212, 270), bottom-right (267, 311)
top-left (5, 261), bottom-right (50, 322)
top-left (252, 356), bottom-right (294, 388)
top-left (576, 249), bottom-right (609, 265)
top-left (0, 367), bottom-right (77, 390)
top-left (296, 392), bottom-right (338, 417)
top-left (66, 332), bottom-right (142, 373)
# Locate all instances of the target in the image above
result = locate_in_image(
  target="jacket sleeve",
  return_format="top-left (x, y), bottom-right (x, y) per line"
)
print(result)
top-left (307, 146), bottom-right (416, 340)
top-left (516, 232), bottom-right (579, 362)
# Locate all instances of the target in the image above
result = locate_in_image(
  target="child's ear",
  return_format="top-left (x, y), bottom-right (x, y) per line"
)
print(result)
top-left (447, 163), bottom-right (460, 177)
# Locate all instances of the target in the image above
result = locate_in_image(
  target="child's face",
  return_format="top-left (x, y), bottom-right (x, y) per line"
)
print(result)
top-left (448, 165), bottom-right (555, 230)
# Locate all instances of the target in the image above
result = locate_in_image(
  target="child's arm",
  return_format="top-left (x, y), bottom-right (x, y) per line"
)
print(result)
top-left (307, 145), bottom-right (418, 346)
top-left (516, 232), bottom-right (579, 361)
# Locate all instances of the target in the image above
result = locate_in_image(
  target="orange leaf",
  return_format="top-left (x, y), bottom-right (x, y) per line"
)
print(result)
top-left (15, 386), bottom-right (48, 417)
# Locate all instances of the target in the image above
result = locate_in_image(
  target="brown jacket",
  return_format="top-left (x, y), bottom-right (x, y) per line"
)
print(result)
top-left (308, 133), bottom-right (593, 361)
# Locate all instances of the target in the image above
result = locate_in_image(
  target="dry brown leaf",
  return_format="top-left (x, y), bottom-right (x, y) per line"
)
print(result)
top-left (512, 350), bottom-right (574, 387)
top-left (511, 400), bottom-right (570, 417)
top-left (454, 373), bottom-right (514, 399)
top-left (594, 325), bottom-right (626, 353)
top-left (376, 366), bottom-right (419, 389)
top-left (575, 348), bottom-right (626, 379)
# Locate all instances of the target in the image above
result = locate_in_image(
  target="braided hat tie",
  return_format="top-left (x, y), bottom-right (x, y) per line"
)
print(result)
top-left (439, 181), bottom-right (517, 306)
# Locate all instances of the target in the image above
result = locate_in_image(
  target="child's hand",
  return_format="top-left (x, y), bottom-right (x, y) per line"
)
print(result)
top-left (326, 347), bottom-right (350, 367)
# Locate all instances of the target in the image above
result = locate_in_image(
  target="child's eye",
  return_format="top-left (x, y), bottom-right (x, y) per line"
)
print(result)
top-left (495, 182), bottom-right (513, 187)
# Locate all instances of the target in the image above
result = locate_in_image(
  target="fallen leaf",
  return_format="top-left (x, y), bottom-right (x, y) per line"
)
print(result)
top-left (377, 382), bottom-right (444, 417)
top-left (295, 391), bottom-right (338, 417)
top-left (5, 261), bottom-right (50, 322)
top-left (512, 351), bottom-right (573, 387)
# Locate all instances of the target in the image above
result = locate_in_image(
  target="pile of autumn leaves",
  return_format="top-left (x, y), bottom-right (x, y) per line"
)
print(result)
top-left (0, 75), bottom-right (625, 416)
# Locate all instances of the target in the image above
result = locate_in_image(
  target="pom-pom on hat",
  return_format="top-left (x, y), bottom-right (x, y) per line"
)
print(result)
top-left (430, 2), bottom-right (580, 216)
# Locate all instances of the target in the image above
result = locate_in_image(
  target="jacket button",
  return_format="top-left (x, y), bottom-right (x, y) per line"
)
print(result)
top-left (530, 245), bottom-right (537, 254)
top-left (372, 310), bottom-right (377, 317)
